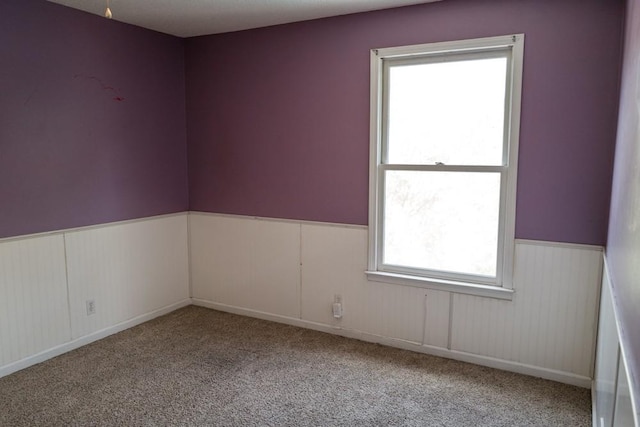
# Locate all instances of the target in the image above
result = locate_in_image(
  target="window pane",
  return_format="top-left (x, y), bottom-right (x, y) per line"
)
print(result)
top-left (386, 57), bottom-right (507, 166)
top-left (383, 171), bottom-right (500, 277)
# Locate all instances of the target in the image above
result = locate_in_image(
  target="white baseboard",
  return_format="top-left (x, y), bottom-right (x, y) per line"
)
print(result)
top-left (0, 299), bottom-right (192, 379)
top-left (192, 298), bottom-right (592, 388)
top-left (2, 297), bottom-right (592, 389)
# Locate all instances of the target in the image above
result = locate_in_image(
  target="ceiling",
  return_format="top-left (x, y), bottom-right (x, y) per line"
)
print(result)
top-left (47, 0), bottom-right (441, 38)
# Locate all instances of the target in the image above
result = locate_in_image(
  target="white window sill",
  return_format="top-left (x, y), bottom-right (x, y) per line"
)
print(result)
top-left (365, 271), bottom-right (514, 300)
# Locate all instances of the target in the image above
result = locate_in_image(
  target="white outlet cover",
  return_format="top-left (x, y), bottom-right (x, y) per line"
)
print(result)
top-left (86, 300), bottom-right (96, 315)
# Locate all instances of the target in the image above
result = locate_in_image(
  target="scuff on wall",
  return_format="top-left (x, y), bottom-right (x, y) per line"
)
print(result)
top-left (74, 74), bottom-right (125, 101)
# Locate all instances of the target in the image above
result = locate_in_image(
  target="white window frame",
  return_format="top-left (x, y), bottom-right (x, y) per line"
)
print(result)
top-left (366, 34), bottom-right (524, 300)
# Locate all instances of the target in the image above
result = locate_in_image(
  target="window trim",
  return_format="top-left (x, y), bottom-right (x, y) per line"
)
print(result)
top-left (366, 34), bottom-right (524, 300)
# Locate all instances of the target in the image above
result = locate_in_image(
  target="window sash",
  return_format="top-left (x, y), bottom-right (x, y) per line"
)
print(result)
top-left (381, 50), bottom-right (513, 168)
top-left (375, 166), bottom-right (508, 287)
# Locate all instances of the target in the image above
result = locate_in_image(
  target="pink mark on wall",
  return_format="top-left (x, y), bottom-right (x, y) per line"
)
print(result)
top-left (74, 74), bottom-right (125, 102)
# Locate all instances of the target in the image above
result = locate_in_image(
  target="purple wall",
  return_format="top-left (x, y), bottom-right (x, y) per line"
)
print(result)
top-left (0, 0), bottom-right (188, 239)
top-left (606, 0), bottom-right (640, 416)
top-left (1, 0), bottom-right (623, 245)
top-left (186, 0), bottom-right (623, 245)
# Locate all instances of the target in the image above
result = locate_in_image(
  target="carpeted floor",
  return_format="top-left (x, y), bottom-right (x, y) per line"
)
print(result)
top-left (0, 306), bottom-right (591, 426)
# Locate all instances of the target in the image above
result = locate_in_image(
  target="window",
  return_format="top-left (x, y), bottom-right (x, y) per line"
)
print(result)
top-left (367, 35), bottom-right (524, 300)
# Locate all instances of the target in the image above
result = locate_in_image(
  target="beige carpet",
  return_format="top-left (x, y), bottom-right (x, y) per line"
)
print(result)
top-left (0, 306), bottom-right (590, 426)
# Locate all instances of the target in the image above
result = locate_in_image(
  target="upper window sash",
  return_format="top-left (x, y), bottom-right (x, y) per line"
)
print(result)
top-left (373, 34), bottom-right (523, 59)
top-left (382, 49), bottom-right (510, 71)
top-left (381, 50), bottom-right (513, 168)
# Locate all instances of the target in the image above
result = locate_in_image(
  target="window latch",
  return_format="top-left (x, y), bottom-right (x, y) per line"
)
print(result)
top-left (435, 162), bottom-right (445, 166)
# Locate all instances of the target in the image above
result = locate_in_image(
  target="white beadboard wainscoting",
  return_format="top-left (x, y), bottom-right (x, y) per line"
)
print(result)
top-left (190, 212), bottom-right (603, 388)
top-left (0, 214), bottom-right (191, 378)
top-left (0, 210), bottom-right (605, 392)
top-left (0, 234), bottom-right (70, 369)
top-left (593, 261), bottom-right (638, 426)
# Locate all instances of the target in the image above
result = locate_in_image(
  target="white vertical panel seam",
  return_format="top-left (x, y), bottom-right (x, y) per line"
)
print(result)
top-left (421, 293), bottom-right (428, 346)
top-left (611, 347), bottom-right (622, 427)
top-left (590, 252), bottom-right (605, 378)
top-left (298, 224), bottom-right (303, 320)
top-left (447, 292), bottom-right (454, 350)
top-left (187, 213), bottom-right (193, 299)
top-left (62, 233), bottom-right (73, 339)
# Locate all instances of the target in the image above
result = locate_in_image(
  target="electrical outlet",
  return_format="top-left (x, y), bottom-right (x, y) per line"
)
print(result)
top-left (86, 299), bottom-right (96, 316)
top-left (332, 294), bottom-right (343, 319)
